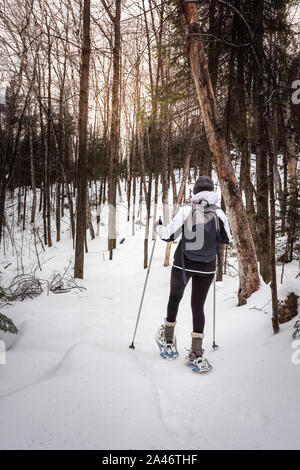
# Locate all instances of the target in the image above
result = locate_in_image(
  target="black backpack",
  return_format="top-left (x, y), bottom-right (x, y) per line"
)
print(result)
top-left (180, 203), bottom-right (222, 284)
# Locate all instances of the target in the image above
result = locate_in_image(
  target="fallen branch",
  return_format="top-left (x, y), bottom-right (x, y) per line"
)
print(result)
top-left (48, 262), bottom-right (86, 294)
top-left (6, 274), bottom-right (43, 302)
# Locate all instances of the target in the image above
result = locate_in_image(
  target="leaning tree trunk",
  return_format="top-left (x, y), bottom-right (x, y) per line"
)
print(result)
top-left (74, 0), bottom-right (91, 279)
top-left (178, 1), bottom-right (259, 305)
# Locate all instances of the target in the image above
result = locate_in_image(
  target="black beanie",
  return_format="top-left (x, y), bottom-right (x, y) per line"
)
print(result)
top-left (193, 176), bottom-right (214, 194)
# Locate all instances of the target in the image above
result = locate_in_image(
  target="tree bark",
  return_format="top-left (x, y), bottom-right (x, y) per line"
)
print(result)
top-left (283, 97), bottom-right (298, 261)
top-left (29, 119), bottom-right (37, 225)
top-left (235, 9), bottom-right (257, 251)
top-left (46, 23), bottom-right (53, 248)
top-left (268, 128), bottom-right (280, 334)
top-left (74, 0), bottom-right (91, 279)
top-left (106, 0), bottom-right (121, 260)
top-left (87, 191), bottom-right (95, 240)
top-left (253, 0), bottom-right (270, 283)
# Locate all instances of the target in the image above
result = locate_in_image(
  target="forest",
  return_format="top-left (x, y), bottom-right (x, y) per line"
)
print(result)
top-left (0, 0), bottom-right (300, 452)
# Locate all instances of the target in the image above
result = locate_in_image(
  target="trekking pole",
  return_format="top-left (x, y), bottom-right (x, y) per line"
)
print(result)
top-left (212, 273), bottom-right (219, 349)
top-left (129, 217), bottom-right (162, 350)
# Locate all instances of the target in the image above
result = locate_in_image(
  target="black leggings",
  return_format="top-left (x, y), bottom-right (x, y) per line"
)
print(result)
top-left (167, 267), bottom-right (214, 334)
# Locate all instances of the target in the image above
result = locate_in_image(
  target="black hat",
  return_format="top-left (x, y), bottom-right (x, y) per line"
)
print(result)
top-left (193, 176), bottom-right (214, 194)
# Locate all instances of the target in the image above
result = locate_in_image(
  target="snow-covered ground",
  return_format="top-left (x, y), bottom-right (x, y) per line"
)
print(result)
top-left (0, 185), bottom-right (300, 450)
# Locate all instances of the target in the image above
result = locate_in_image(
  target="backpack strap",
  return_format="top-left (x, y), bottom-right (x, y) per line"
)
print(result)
top-left (181, 202), bottom-right (197, 285)
top-left (216, 239), bottom-right (222, 274)
top-left (204, 206), bottom-right (222, 274)
top-left (210, 207), bottom-right (222, 273)
top-left (181, 226), bottom-right (188, 285)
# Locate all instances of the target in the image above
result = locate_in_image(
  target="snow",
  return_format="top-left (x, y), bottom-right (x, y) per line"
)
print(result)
top-left (0, 186), bottom-right (300, 450)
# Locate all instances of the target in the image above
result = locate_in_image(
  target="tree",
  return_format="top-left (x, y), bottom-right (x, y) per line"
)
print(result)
top-left (177, 0), bottom-right (260, 305)
top-left (101, 0), bottom-right (122, 260)
top-left (253, 0), bottom-right (271, 283)
top-left (74, 0), bottom-right (91, 279)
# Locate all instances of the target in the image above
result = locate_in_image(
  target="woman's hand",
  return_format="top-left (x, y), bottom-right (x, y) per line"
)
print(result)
top-left (153, 220), bottom-right (160, 232)
top-left (153, 217), bottom-right (162, 232)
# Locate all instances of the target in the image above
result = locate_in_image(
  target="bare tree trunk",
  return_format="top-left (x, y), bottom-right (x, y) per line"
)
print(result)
top-left (22, 186), bottom-right (27, 231)
top-left (177, 120), bottom-right (198, 205)
top-left (96, 177), bottom-right (103, 237)
top-left (138, 175), bottom-right (143, 223)
top-left (139, 126), bottom-right (148, 267)
top-left (132, 173), bottom-right (136, 237)
top-left (74, 0), bottom-right (91, 279)
top-left (161, 118), bottom-right (171, 267)
top-left (161, 126), bottom-right (169, 226)
top-left (152, 171), bottom-right (159, 240)
top-left (46, 23), bottom-right (52, 248)
top-left (283, 98), bottom-right (298, 261)
top-left (56, 183), bottom-right (61, 242)
top-left (178, 1), bottom-right (259, 305)
top-left (36, 60), bottom-right (47, 246)
top-left (253, 0), bottom-right (270, 283)
top-left (106, 0), bottom-right (121, 260)
top-left (87, 191), bottom-right (95, 240)
top-left (164, 120), bottom-right (198, 267)
top-left (126, 140), bottom-right (132, 223)
top-left (29, 121), bottom-right (37, 224)
top-left (236, 14), bottom-right (257, 250)
top-left (269, 130), bottom-right (280, 334)
top-left (169, 157), bottom-right (178, 207)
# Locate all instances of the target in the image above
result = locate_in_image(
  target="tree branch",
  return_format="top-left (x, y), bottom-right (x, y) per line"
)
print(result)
top-left (101, 0), bottom-right (115, 23)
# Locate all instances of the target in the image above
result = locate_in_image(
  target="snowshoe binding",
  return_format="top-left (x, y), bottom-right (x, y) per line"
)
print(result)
top-left (155, 324), bottom-right (179, 360)
top-left (185, 350), bottom-right (213, 373)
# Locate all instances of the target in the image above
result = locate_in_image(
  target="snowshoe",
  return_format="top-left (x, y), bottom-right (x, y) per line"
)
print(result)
top-left (155, 325), bottom-right (179, 360)
top-left (185, 351), bottom-right (213, 373)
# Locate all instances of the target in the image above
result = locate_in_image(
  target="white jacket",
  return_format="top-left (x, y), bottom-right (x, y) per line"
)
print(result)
top-left (156, 191), bottom-right (233, 242)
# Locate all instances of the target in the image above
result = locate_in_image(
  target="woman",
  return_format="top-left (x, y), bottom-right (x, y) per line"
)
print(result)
top-left (154, 176), bottom-right (232, 373)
